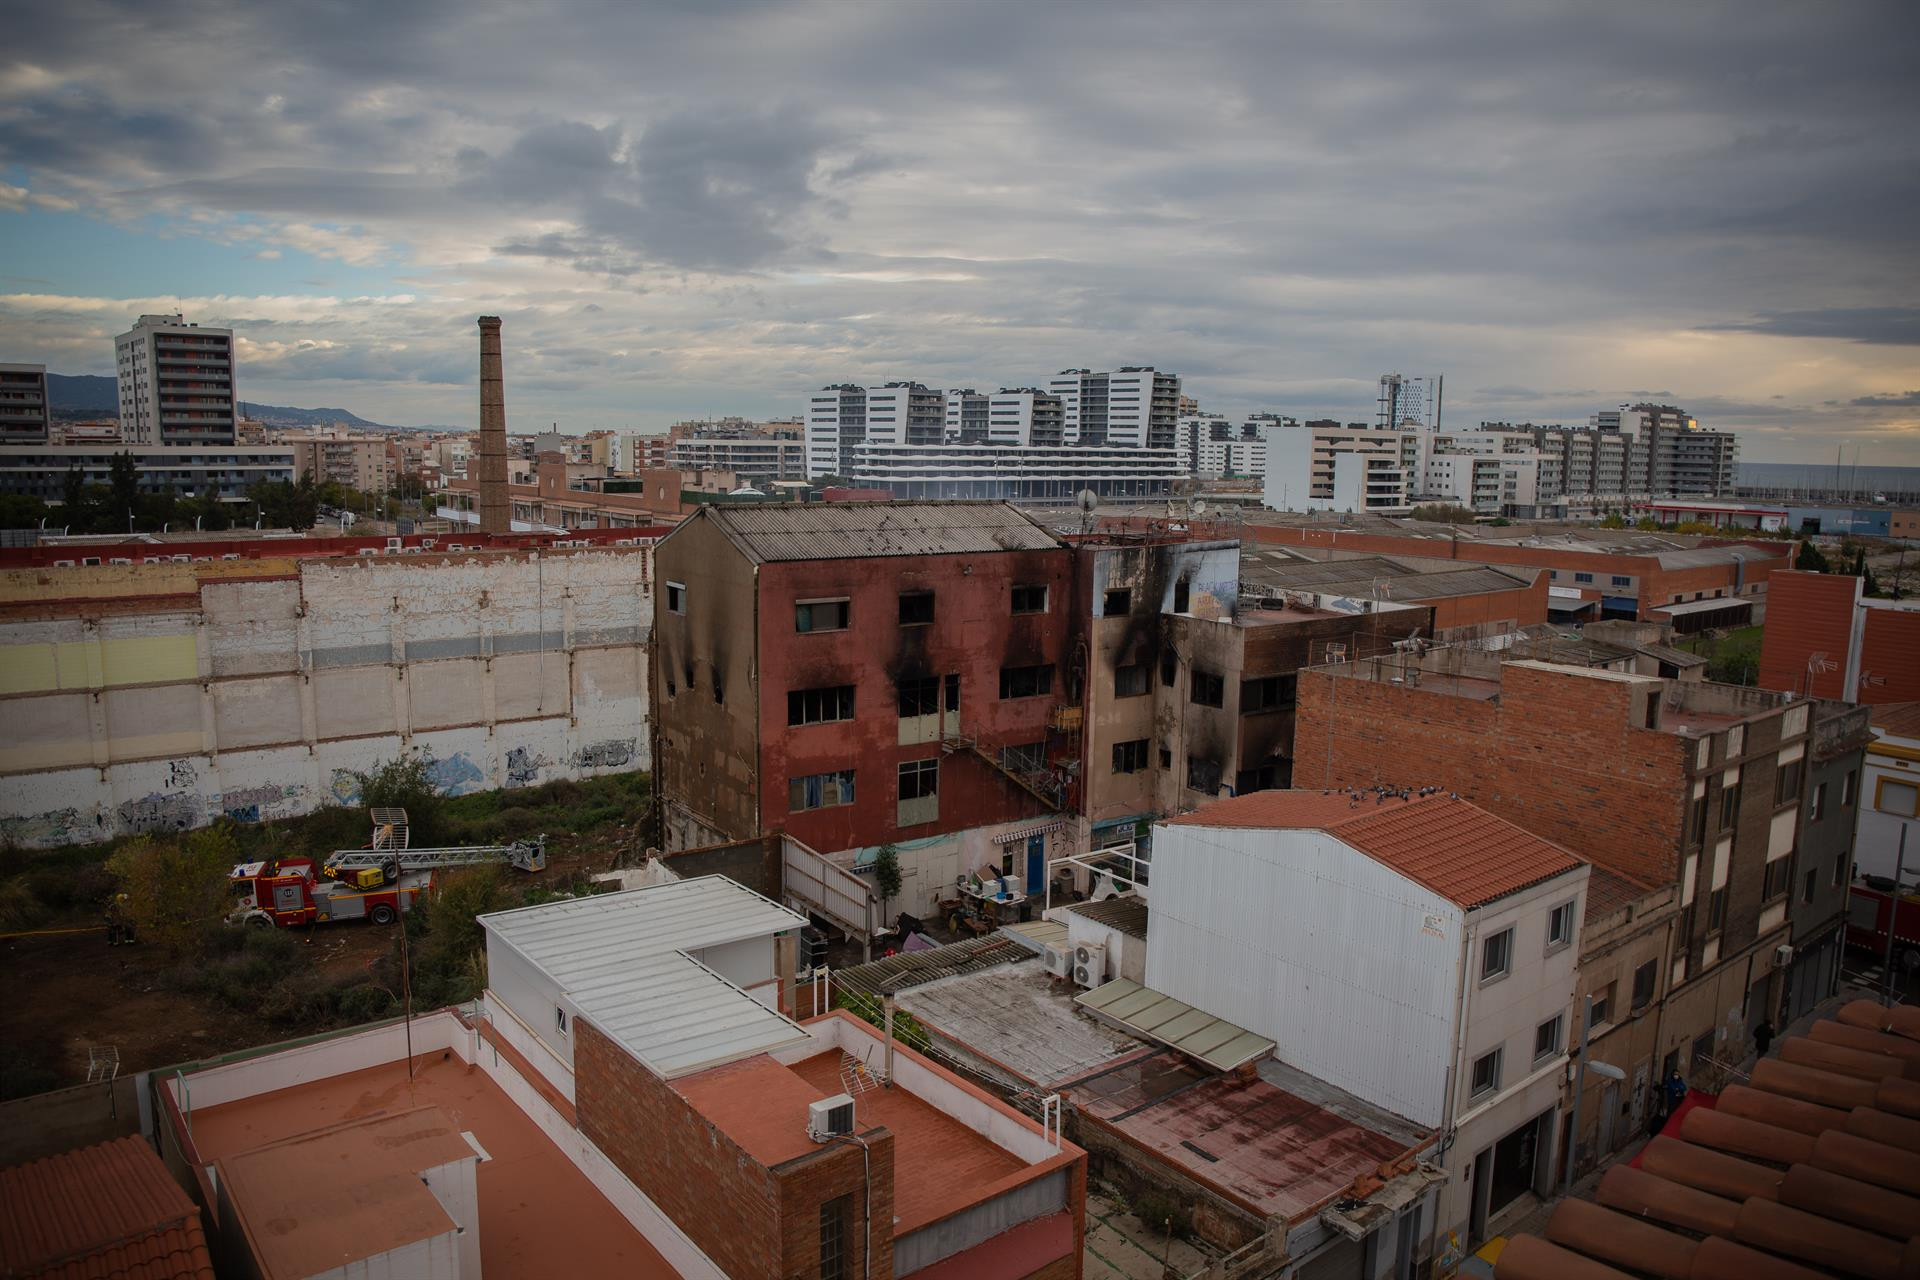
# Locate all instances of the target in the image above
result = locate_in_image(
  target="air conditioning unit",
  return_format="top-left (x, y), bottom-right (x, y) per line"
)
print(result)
top-left (1043, 944), bottom-right (1072, 979)
top-left (808, 1093), bottom-right (856, 1141)
top-left (1774, 943), bottom-right (1795, 968)
top-left (1074, 942), bottom-right (1107, 989)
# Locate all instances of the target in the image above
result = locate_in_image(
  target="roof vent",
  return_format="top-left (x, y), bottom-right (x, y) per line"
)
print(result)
top-left (808, 1094), bottom-right (856, 1142)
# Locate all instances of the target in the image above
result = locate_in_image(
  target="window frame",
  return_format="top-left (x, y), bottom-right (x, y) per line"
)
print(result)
top-left (1010, 583), bottom-right (1049, 615)
top-left (897, 590), bottom-right (935, 627)
top-left (1877, 776), bottom-right (1920, 818)
top-left (1761, 857), bottom-right (1792, 902)
top-left (1545, 900), bottom-right (1576, 953)
top-left (1470, 1047), bottom-right (1503, 1098)
top-left (1810, 780), bottom-right (1827, 822)
top-left (1190, 669), bottom-right (1225, 708)
top-left (788, 769), bottom-right (857, 812)
top-left (788, 685), bottom-right (856, 727)
top-left (1707, 885), bottom-right (1728, 934)
top-left (898, 757), bottom-right (939, 802)
top-left (795, 596), bottom-right (851, 634)
top-left (819, 1194), bottom-right (851, 1280)
top-left (1103, 587), bottom-right (1133, 615)
top-left (1630, 959), bottom-right (1657, 1012)
top-left (1114, 662), bottom-right (1150, 698)
top-left (998, 664), bottom-right (1055, 699)
top-left (665, 581), bottom-right (686, 614)
top-left (1534, 1015), bottom-right (1563, 1063)
top-left (1112, 738), bottom-right (1149, 774)
top-left (1480, 926), bottom-right (1514, 984)
top-left (1240, 674), bottom-right (1296, 714)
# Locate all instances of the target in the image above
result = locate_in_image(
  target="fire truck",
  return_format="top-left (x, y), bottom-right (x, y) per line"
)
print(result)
top-left (1846, 875), bottom-right (1920, 974)
top-left (226, 808), bottom-right (547, 929)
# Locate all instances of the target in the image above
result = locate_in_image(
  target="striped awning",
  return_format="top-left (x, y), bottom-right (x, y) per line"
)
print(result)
top-left (992, 819), bottom-right (1067, 846)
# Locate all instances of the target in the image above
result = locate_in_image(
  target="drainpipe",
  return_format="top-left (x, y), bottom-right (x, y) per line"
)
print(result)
top-left (1428, 918), bottom-right (1476, 1264)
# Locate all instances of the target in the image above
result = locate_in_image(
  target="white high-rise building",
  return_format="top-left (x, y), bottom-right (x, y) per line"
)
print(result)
top-left (944, 389), bottom-right (990, 443)
top-left (1179, 413), bottom-right (1279, 479)
top-left (114, 313), bottom-right (238, 446)
top-left (805, 382), bottom-right (944, 477)
top-left (986, 389), bottom-right (1065, 447)
top-left (1264, 423), bottom-right (1421, 514)
top-left (1377, 373), bottom-right (1443, 432)
top-left (1044, 367), bottom-right (1180, 449)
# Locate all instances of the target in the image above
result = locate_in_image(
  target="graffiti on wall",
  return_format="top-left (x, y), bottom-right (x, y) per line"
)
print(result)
top-left (426, 751), bottom-right (485, 796)
top-left (505, 746), bottom-right (551, 787)
top-left (0, 806), bottom-right (108, 848)
top-left (570, 738), bottom-right (637, 770)
top-left (329, 769), bottom-right (363, 807)
top-left (220, 782), bottom-right (304, 823)
top-left (116, 790), bottom-right (201, 834)
top-left (165, 758), bottom-right (199, 789)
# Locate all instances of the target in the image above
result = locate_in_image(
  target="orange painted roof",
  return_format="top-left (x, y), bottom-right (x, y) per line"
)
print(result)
top-left (673, 1054), bottom-right (827, 1166)
top-left (0, 1137), bottom-right (213, 1280)
top-left (1170, 789), bottom-right (1585, 908)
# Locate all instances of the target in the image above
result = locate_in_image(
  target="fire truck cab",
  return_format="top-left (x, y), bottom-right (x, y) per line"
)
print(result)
top-left (228, 857), bottom-right (429, 928)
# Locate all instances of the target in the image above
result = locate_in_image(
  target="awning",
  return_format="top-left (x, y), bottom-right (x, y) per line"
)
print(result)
top-left (1075, 978), bottom-right (1274, 1072)
top-left (1547, 586), bottom-right (1587, 601)
top-left (1654, 596), bottom-right (1753, 619)
top-left (993, 819), bottom-right (1068, 846)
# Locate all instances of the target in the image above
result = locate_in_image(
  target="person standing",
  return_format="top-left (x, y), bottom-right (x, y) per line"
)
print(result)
top-left (1753, 1018), bottom-right (1776, 1059)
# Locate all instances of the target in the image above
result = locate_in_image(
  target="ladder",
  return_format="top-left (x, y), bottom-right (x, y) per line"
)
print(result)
top-left (324, 837), bottom-right (547, 880)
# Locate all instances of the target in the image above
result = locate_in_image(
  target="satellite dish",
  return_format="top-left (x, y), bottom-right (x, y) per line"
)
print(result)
top-left (1077, 489), bottom-right (1097, 511)
top-left (1193, 500), bottom-right (1207, 517)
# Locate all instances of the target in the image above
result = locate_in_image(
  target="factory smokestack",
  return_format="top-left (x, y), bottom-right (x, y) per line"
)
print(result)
top-left (477, 315), bottom-right (509, 535)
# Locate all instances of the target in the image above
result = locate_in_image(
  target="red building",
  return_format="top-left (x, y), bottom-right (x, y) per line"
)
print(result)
top-left (653, 503), bottom-right (1074, 884)
top-left (1758, 569), bottom-right (1920, 705)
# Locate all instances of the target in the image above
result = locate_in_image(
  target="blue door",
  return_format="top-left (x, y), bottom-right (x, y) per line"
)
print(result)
top-left (1026, 834), bottom-right (1045, 894)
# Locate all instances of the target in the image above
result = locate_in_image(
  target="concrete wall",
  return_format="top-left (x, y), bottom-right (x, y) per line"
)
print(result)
top-left (0, 547), bottom-right (652, 848)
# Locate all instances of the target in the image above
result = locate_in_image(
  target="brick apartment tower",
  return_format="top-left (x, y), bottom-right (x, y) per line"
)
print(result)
top-left (477, 315), bottom-right (510, 534)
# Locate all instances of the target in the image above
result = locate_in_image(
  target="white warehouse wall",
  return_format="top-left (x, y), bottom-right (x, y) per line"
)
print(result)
top-left (0, 546), bottom-right (652, 848)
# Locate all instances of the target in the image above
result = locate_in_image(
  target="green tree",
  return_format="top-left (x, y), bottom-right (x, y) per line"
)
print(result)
top-left (105, 826), bottom-right (242, 953)
top-left (0, 494), bottom-right (49, 529)
top-left (872, 845), bottom-right (902, 920)
top-left (405, 865), bottom-right (511, 1005)
top-left (354, 753), bottom-right (447, 845)
top-left (1795, 541), bottom-right (1830, 573)
top-left (1599, 513), bottom-right (1628, 529)
top-left (108, 451), bottom-right (140, 531)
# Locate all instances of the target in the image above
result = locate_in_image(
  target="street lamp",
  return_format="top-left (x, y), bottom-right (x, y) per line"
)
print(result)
top-left (1563, 993), bottom-right (1627, 1196)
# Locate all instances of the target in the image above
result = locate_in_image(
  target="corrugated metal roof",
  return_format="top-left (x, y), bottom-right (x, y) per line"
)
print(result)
top-left (481, 875), bottom-right (811, 1078)
top-left (1076, 979), bottom-right (1275, 1071)
top-left (1061, 895), bottom-right (1150, 940)
top-left (1653, 596), bottom-right (1755, 618)
top-left (0, 1137), bottom-right (213, 1280)
top-left (1169, 790), bottom-right (1585, 909)
top-left (1241, 551), bottom-right (1534, 601)
top-left (833, 932), bottom-right (1032, 997)
top-left (694, 500), bottom-right (1063, 562)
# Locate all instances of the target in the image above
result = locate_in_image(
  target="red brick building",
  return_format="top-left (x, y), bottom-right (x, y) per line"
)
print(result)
top-left (653, 503), bottom-right (1074, 871)
top-left (1758, 569), bottom-right (1920, 705)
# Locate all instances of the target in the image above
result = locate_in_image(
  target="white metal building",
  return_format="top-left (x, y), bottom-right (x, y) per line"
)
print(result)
top-left (1146, 790), bottom-right (1589, 1246)
top-left (479, 875), bottom-right (810, 1096)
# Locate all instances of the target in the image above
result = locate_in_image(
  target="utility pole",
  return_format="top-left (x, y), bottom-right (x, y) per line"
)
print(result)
top-left (1885, 827), bottom-right (1910, 1009)
top-left (1564, 993), bottom-right (1625, 1196)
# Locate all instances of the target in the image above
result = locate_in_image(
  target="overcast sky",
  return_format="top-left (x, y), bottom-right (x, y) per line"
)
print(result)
top-left (2, 0), bottom-right (1916, 463)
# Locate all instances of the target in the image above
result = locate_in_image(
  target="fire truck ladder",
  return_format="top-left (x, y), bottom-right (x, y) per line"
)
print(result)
top-left (323, 837), bottom-right (548, 882)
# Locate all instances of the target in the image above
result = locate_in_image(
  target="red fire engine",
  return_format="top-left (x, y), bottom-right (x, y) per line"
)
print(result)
top-left (1846, 876), bottom-right (1920, 974)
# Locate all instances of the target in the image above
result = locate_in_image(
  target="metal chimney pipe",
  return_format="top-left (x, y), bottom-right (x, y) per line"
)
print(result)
top-left (477, 316), bottom-right (509, 535)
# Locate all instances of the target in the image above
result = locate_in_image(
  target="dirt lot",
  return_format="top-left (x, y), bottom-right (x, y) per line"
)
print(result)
top-left (1, 824), bottom-right (638, 1090)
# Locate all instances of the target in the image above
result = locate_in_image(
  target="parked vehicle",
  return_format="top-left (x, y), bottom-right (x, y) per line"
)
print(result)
top-left (1845, 876), bottom-right (1920, 972)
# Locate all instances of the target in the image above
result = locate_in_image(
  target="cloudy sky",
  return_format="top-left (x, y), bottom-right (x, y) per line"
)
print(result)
top-left (2, 0), bottom-right (1916, 463)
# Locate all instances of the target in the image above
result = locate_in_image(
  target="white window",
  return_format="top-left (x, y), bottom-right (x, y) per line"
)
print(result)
top-left (1546, 900), bottom-right (1576, 952)
top-left (1878, 778), bottom-right (1919, 818)
top-left (1534, 1016), bottom-right (1562, 1062)
top-left (1481, 927), bottom-right (1514, 983)
top-left (1471, 1048), bottom-right (1503, 1098)
top-left (555, 1007), bottom-right (569, 1035)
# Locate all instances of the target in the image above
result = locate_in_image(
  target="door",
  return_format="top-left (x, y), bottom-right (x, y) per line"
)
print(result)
top-left (1597, 1080), bottom-right (1620, 1154)
top-left (1026, 835), bottom-right (1045, 894)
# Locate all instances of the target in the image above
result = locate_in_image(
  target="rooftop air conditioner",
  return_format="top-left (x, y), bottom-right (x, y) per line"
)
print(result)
top-left (1074, 942), bottom-right (1108, 989)
top-left (808, 1094), bottom-right (856, 1141)
top-left (1774, 943), bottom-right (1794, 968)
top-left (1043, 944), bottom-right (1072, 979)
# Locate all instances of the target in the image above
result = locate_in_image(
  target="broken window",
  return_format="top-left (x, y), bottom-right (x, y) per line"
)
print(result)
top-left (898, 591), bottom-right (934, 626)
top-left (1173, 578), bottom-right (1191, 613)
top-left (1190, 669), bottom-right (1224, 708)
top-left (1112, 739), bottom-right (1148, 774)
top-left (898, 674), bottom-right (959, 717)
top-left (788, 685), bottom-right (856, 726)
top-left (789, 769), bottom-right (856, 812)
top-left (1114, 663), bottom-right (1149, 698)
top-left (1010, 584), bottom-right (1048, 614)
top-left (1103, 588), bottom-right (1132, 615)
top-left (665, 581), bottom-right (685, 614)
top-left (999, 665), bottom-right (1054, 699)
top-left (795, 597), bottom-right (850, 633)
top-left (1240, 675), bottom-right (1296, 713)
top-left (1186, 755), bottom-right (1222, 794)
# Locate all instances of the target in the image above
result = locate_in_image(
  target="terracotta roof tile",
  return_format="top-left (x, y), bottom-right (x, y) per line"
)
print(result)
top-left (0, 1137), bottom-right (213, 1280)
top-left (1169, 790), bottom-right (1585, 908)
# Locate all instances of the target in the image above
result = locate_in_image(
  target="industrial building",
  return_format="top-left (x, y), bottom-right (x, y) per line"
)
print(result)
top-left (652, 501), bottom-right (1078, 907)
top-left (0, 442), bottom-right (297, 505)
top-left (1757, 568), bottom-right (1920, 706)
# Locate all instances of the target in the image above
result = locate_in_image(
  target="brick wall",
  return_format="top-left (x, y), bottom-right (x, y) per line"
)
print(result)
top-left (1756, 571), bottom-right (1859, 700)
top-left (1860, 607), bottom-right (1920, 704)
top-left (574, 1019), bottom-right (783, 1278)
top-left (776, 1139), bottom-right (894, 1279)
top-left (662, 832), bottom-right (784, 899)
top-left (1294, 663), bottom-right (1691, 886)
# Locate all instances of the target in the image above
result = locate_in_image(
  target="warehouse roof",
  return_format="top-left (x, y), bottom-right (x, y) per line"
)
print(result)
top-left (1168, 789), bottom-right (1586, 909)
top-left (481, 875), bottom-right (811, 1078)
top-left (1240, 550), bottom-right (1536, 602)
top-left (691, 500), bottom-right (1062, 562)
top-left (0, 1137), bottom-right (214, 1280)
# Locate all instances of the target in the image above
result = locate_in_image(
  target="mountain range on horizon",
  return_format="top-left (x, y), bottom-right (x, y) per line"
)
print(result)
top-left (43, 373), bottom-right (451, 432)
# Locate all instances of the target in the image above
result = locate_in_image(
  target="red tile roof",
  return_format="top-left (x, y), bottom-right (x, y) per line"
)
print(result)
top-left (1169, 789), bottom-right (1586, 908)
top-left (1871, 701), bottom-right (1920, 740)
top-left (0, 1137), bottom-right (213, 1280)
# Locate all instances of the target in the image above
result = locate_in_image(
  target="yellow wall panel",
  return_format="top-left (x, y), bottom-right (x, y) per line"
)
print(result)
top-left (0, 645), bottom-right (59, 694)
top-left (98, 634), bottom-right (199, 685)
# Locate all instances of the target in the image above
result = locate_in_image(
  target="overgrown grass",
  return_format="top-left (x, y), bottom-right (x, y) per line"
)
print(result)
top-left (1680, 624), bottom-right (1763, 685)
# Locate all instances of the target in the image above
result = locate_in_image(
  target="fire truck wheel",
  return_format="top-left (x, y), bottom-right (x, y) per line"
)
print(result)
top-left (370, 904), bottom-right (398, 925)
top-left (247, 915), bottom-right (272, 929)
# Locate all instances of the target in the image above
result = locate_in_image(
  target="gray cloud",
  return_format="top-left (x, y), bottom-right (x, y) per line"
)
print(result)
top-left (0, 0), bottom-right (1915, 458)
top-left (1851, 390), bottom-right (1920, 408)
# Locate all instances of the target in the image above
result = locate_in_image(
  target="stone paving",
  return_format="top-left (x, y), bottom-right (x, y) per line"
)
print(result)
top-left (1082, 1188), bottom-right (1223, 1280)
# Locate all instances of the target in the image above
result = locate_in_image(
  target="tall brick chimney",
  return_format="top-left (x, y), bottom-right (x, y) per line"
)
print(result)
top-left (477, 315), bottom-right (509, 535)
